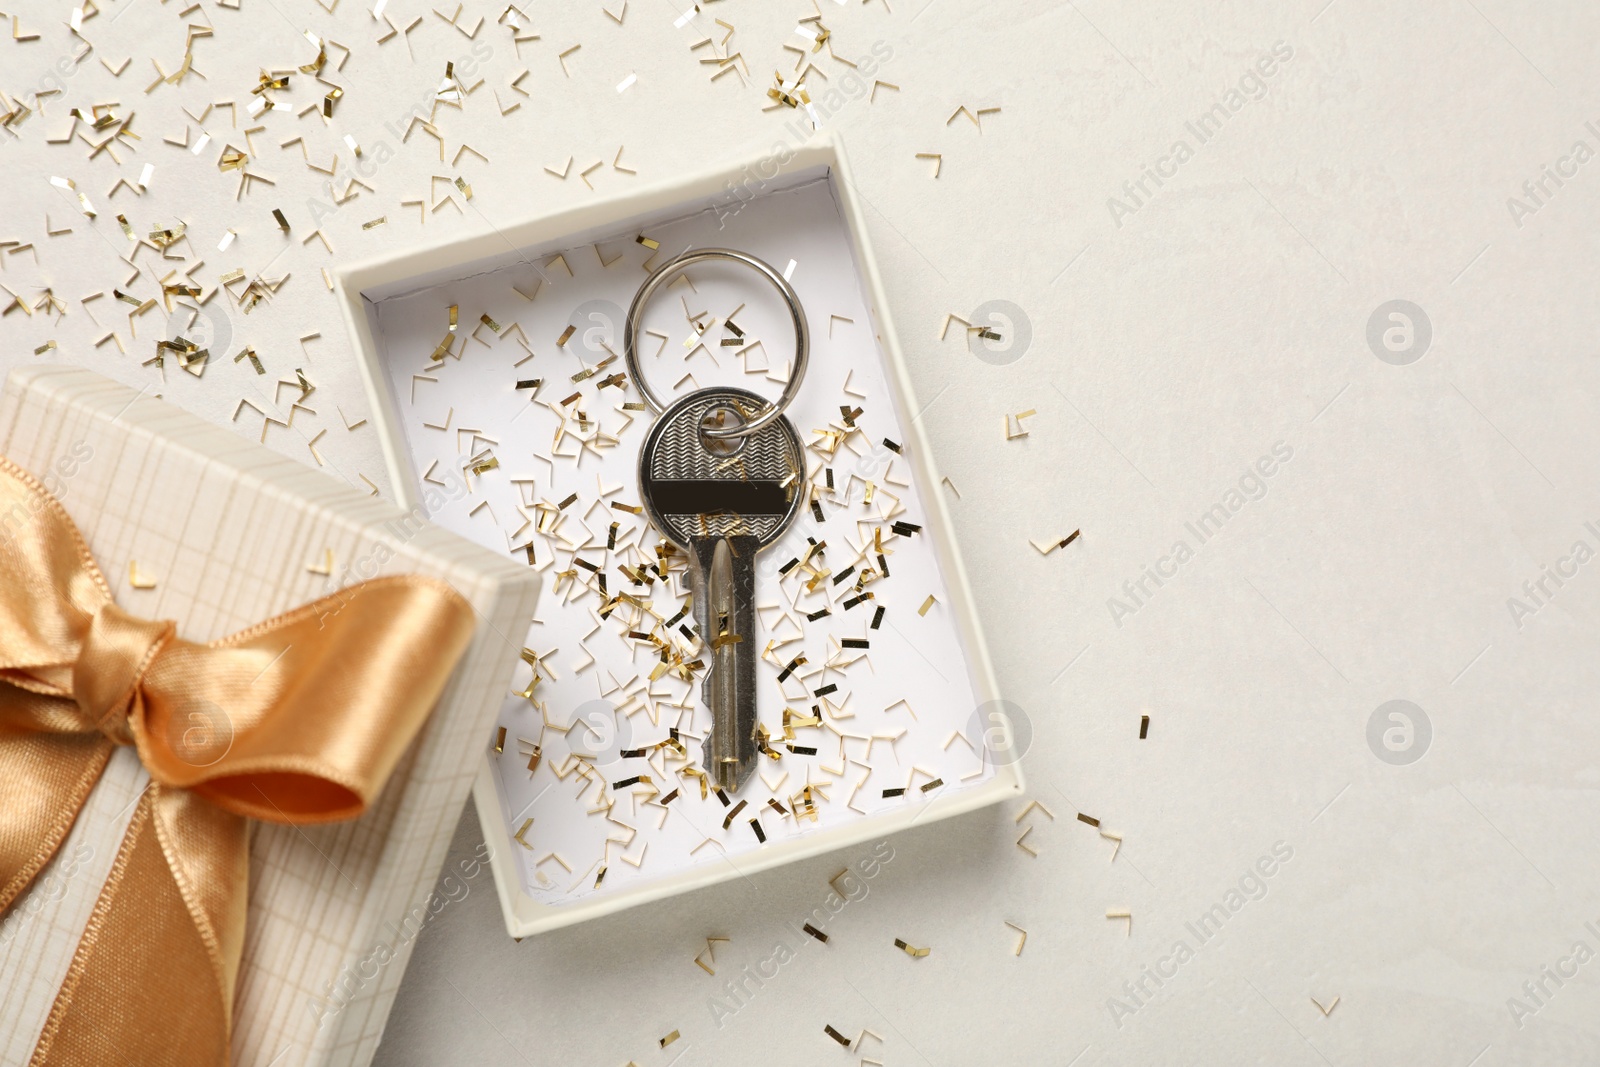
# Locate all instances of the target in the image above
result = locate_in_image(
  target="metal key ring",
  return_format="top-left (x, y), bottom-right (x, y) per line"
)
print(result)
top-left (623, 248), bottom-right (809, 439)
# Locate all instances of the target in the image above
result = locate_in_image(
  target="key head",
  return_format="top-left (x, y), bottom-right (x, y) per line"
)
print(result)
top-left (638, 387), bottom-right (804, 552)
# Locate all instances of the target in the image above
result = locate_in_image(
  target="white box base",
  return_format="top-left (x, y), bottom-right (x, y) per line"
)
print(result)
top-left (337, 133), bottom-right (1022, 937)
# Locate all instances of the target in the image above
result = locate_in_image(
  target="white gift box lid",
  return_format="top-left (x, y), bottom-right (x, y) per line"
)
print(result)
top-left (0, 365), bottom-right (540, 1067)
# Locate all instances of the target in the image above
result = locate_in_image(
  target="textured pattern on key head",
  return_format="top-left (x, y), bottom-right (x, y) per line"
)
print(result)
top-left (665, 512), bottom-right (780, 541)
top-left (649, 392), bottom-right (797, 481)
top-left (640, 387), bottom-right (804, 549)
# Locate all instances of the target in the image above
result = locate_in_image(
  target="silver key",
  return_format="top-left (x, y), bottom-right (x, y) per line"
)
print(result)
top-left (639, 386), bottom-right (804, 793)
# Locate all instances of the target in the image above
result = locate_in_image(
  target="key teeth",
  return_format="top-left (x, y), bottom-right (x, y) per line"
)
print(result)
top-left (701, 735), bottom-right (755, 794)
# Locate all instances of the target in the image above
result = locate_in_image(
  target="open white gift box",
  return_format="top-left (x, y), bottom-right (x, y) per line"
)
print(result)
top-left (335, 132), bottom-right (1023, 938)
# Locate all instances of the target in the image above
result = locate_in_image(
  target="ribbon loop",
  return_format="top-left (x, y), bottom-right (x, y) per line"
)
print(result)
top-left (71, 602), bottom-right (173, 743)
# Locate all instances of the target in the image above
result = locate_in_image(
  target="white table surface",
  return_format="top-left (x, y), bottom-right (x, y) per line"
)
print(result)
top-left (3, 0), bottom-right (1598, 1063)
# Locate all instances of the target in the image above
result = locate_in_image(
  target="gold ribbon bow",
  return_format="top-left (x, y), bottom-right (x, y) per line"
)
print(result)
top-left (0, 455), bottom-right (476, 1066)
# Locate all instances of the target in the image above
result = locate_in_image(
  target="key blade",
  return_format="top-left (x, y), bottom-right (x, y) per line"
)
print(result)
top-left (700, 536), bottom-right (757, 793)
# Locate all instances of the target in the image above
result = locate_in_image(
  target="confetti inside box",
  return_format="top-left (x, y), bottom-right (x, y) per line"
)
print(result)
top-left (0, 366), bottom-right (540, 1067)
top-left (334, 132), bottom-right (1023, 938)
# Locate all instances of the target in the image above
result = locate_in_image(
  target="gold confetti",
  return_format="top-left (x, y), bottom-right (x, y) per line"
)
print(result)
top-left (893, 938), bottom-right (930, 958)
top-left (272, 208), bottom-right (290, 232)
top-left (1005, 409), bottom-right (1036, 440)
top-left (915, 152), bottom-right (942, 178)
top-left (1014, 800), bottom-right (1055, 823)
top-left (918, 594), bottom-right (936, 616)
top-left (128, 561), bottom-right (157, 589)
top-left (1030, 530), bottom-right (1080, 555)
top-left (1004, 921), bottom-right (1027, 956)
top-left (1106, 909), bottom-right (1132, 935)
top-left (306, 548), bottom-right (334, 575)
top-left (233, 346), bottom-right (265, 375)
top-left (658, 1030), bottom-right (679, 1049)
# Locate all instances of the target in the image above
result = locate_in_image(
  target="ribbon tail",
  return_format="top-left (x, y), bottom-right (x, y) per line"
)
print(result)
top-left (0, 702), bottom-right (114, 914)
top-left (30, 784), bottom-right (248, 1067)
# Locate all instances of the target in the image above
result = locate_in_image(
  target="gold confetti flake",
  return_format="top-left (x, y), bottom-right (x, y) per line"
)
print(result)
top-left (306, 548), bottom-right (334, 575)
top-left (915, 152), bottom-right (942, 178)
top-left (1030, 530), bottom-right (1080, 555)
top-left (1015, 800), bottom-right (1055, 823)
top-left (918, 594), bottom-right (936, 616)
top-left (128, 561), bottom-right (158, 589)
top-left (362, 216), bottom-right (388, 229)
top-left (1106, 909), bottom-right (1132, 935)
top-left (1004, 921), bottom-right (1027, 956)
top-left (272, 208), bottom-right (290, 232)
top-left (658, 1030), bottom-right (679, 1049)
top-left (33, 341), bottom-right (57, 355)
top-left (893, 938), bottom-right (930, 958)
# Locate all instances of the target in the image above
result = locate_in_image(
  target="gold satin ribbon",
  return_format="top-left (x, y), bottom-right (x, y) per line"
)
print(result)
top-left (0, 454), bottom-right (477, 1066)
